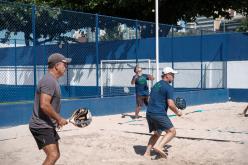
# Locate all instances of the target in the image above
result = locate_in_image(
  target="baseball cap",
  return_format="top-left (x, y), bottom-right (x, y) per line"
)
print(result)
top-left (162, 67), bottom-right (178, 75)
top-left (48, 53), bottom-right (72, 66)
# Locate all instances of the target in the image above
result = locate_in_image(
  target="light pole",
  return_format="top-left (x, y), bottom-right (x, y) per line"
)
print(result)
top-left (155, 0), bottom-right (159, 82)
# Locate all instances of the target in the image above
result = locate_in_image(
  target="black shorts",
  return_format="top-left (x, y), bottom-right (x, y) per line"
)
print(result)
top-left (136, 95), bottom-right (149, 107)
top-left (29, 127), bottom-right (60, 150)
top-left (146, 113), bottom-right (174, 134)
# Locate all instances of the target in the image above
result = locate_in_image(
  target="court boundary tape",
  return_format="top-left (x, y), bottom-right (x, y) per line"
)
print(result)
top-left (123, 131), bottom-right (245, 144)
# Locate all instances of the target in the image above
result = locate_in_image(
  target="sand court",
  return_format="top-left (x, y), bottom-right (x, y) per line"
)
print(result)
top-left (0, 102), bottom-right (248, 165)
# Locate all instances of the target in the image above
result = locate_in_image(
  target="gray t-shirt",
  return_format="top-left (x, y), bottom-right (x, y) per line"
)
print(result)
top-left (29, 72), bottom-right (61, 129)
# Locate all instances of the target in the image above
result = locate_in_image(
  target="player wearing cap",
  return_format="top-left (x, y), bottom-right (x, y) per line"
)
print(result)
top-left (143, 67), bottom-right (182, 158)
top-left (29, 53), bottom-right (71, 165)
top-left (131, 65), bottom-right (154, 118)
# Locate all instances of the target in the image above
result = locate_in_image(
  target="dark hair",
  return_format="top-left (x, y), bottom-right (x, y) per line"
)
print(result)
top-left (134, 65), bottom-right (141, 73)
top-left (48, 62), bottom-right (56, 69)
top-left (134, 66), bottom-right (137, 72)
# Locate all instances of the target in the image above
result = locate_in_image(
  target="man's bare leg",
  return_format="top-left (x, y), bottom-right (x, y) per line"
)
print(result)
top-left (153, 127), bottom-right (176, 158)
top-left (135, 106), bottom-right (141, 118)
top-left (42, 142), bottom-right (60, 165)
top-left (143, 131), bottom-right (160, 157)
top-left (243, 106), bottom-right (248, 117)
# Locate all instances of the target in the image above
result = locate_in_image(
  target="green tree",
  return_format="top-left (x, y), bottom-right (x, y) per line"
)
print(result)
top-left (12, 0), bottom-right (248, 24)
top-left (0, 3), bottom-right (32, 45)
top-left (236, 18), bottom-right (248, 32)
top-left (0, 1), bottom-right (95, 46)
top-left (1, 0), bottom-right (247, 45)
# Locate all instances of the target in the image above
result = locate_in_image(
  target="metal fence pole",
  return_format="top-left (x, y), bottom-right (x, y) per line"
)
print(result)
top-left (43, 43), bottom-right (46, 75)
top-left (171, 25), bottom-right (174, 87)
top-left (95, 14), bottom-right (100, 97)
top-left (222, 39), bottom-right (227, 89)
top-left (32, 5), bottom-right (37, 91)
top-left (14, 39), bottom-right (17, 85)
top-left (135, 19), bottom-right (138, 63)
top-left (171, 25), bottom-right (174, 68)
top-left (66, 43), bottom-right (70, 97)
top-left (200, 30), bottom-right (203, 89)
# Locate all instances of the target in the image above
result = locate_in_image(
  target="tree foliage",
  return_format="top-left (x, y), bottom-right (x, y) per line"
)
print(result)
top-left (236, 18), bottom-right (248, 32)
top-left (18, 0), bottom-right (248, 23)
top-left (1, 0), bottom-right (247, 46)
top-left (12, 0), bottom-right (248, 24)
top-left (0, 1), bottom-right (96, 46)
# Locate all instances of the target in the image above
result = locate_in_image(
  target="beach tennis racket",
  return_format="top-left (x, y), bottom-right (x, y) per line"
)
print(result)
top-left (175, 97), bottom-right (186, 110)
top-left (68, 108), bottom-right (92, 128)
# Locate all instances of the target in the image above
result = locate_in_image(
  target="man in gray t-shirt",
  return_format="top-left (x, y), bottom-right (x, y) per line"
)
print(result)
top-left (30, 72), bottom-right (62, 128)
top-left (29, 53), bottom-right (71, 165)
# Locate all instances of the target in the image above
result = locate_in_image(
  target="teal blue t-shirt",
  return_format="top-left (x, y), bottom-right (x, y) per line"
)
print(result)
top-left (147, 80), bottom-right (174, 115)
top-left (133, 74), bottom-right (149, 96)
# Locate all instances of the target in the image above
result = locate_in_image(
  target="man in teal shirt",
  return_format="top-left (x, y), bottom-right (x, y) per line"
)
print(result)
top-left (143, 67), bottom-right (182, 158)
top-left (131, 65), bottom-right (154, 118)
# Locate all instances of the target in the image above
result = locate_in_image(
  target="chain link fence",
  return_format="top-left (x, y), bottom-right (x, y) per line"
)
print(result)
top-left (0, 1), bottom-right (232, 102)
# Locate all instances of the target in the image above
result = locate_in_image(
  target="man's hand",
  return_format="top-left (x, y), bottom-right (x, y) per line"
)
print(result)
top-left (176, 110), bottom-right (183, 117)
top-left (57, 117), bottom-right (68, 128)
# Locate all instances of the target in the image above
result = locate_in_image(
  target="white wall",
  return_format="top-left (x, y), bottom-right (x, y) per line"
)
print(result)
top-left (227, 61), bottom-right (248, 88)
top-left (0, 61), bottom-right (227, 89)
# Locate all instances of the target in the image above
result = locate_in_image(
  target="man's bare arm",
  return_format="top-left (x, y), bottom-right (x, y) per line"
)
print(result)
top-left (131, 75), bottom-right (138, 85)
top-left (40, 93), bottom-right (68, 127)
top-left (168, 99), bottom-right (182, 116)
